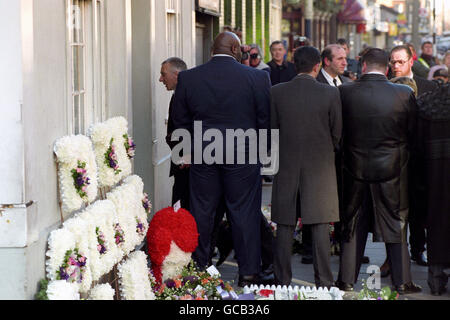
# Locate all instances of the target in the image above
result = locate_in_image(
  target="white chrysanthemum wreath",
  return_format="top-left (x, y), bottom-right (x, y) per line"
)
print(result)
top-left (117, 251), bottom-right (155, 300)
top-left (88, 117), bottom-right (133, 187)
top-left (77, 200), bottom-right (124, 282)
top-left (46, 227), bottom-right (90, 293)
top-left (46, 280), bottom-right (81, 300)
top-left (54, 135), bottom-right (98, 214)
top-left (123, 175), bottom-right (150, 244)
top-left (62, 215), bottom-right (93, 293)
top-left (107, 182), bottom-right (146, 255)
top-left (88, 283), bottom-right (115, 300)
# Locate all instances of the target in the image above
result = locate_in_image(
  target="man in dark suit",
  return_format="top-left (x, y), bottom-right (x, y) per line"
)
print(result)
top-left (271, 46), bottom-right (342, 288)
top-left (159, 57), bottom-right (189, 209)
top-left (390, 45), bottom-right (438, 269)
top-left (171, 32), bottom-right (271, 287)
top-left (336, 48), bottom-right (421, 295)
top-left (267, 41), bottom-right (297, 86)
top-left (316, 44), bottom-right (370, 265)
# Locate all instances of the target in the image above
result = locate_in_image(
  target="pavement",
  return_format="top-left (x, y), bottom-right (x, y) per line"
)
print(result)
top-left (212, 183), bottom-right (450, 300)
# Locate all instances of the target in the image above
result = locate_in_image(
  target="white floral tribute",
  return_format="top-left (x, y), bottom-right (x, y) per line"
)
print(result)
top-left (62, 216), bottom-right (93, 293)
top-left (54, 135), bottom-right (98, 214)
top-left (117, 251), bottom-right (155, 300)
top-left (77, 200), bottom-right (124, 282)
top-left (243, 285), bottom-right (345, 300)
top-left (88, 283), bottom-right (115, 300)
top-left (46, 280), bottom-right (80, 300)
top-left (162, 242), bottom-right (192, 282)
top-left (106, 176), bottom-right (149, 255)
top-left (45, 227), bottom-right (91, 293)
top-left (88, 117), bottom-right (132, 187)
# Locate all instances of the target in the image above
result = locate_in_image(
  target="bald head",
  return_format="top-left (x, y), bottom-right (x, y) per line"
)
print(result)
top-left (212, 31), bottom-right (242, 62)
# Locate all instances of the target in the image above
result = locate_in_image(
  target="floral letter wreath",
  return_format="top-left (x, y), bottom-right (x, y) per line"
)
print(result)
top-left (46, 228), bottom-right (91, 293)
top-left (88, 283), bottom-right (115, 300)
top-left (147, 207), bottom-right (199, 284)
top-left (77, 200), bottom-right (124, 281)
top-left (88, 117), bottom-right (132, 187)
top-left (54, 135), bottom-right (98, 214)
top-left (117, 251), bottom-right (155, 300)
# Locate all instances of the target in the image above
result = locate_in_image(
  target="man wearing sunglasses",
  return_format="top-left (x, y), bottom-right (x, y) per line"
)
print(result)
top-left (248, 44), bottom-right (271, 74)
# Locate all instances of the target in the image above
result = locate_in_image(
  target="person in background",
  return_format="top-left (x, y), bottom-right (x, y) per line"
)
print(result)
top-left (249, 43), bottom-right (271, 74)
top-left (159, 57), bottom-right (190, 210)
top-left (267, 41), bottom-right (297, 86)
top-left (418, 41), bottom-right (440, 70)
top-left (427, 65), bottom-right (448, 84)
top-left (414, 83), bottom-right (450, 296)
top-left (444, 51), bottom-right (450, 70)
top-left (337, 38), bottom-right (358, 80)
top-left (407, 43), bottom-right (430, 79)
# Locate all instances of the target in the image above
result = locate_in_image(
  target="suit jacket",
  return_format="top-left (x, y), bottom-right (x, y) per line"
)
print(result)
top-left (413, 74), bottom-right (438, 97)
top-left (166, 94), bottom-right (183, 177)
top-left (316, 69), bottom-right (351, 86)
top-left (339, 73), bottom-right (417, 242)
top-left (171, 56), bottom-right (271, 164)
top-left (271, 74), bottom-right (342, 225)
top-left (267, 60), bottom-right (298, 86)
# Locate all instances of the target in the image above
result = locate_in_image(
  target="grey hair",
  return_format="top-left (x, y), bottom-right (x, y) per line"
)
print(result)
top-left (249, 43), bottom-right (263, 59)
top-left (162, 57), bottom-right (188, 72)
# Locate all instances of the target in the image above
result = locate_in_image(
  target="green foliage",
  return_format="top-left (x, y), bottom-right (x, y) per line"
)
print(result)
top-left (35, 278), bottom-right (49, 300)
top-left (358, 280), bottom-right (400, 300)
top-left (224, 0), bottom-right (232, 26)
top-left (314, 0), bottom-right (343, 14)
top-left (235, 0), bottom-right (243, 30)
top-left (246, 0), bottom-right (253, 43)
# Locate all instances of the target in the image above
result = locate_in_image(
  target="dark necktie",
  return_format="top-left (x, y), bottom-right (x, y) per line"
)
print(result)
top-left (333, 78), bottom-right (338, 87)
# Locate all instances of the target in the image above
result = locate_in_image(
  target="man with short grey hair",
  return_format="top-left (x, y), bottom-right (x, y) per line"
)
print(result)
top-left (159, 57), bottom-right (190, 210)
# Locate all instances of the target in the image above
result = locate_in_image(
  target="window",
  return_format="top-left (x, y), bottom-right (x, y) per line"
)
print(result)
top-left (66, 0), bottom-right (105, 134)
top-left (166, 0), bottom-right (179, 57)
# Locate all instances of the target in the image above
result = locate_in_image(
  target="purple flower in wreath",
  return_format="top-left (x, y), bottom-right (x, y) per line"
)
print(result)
top-left (59, 267), bottom-right (70, 281)
top-left (182, 275), bottom-right (198, 285)
top-left (123, 134), bottom-right (136, 159)
top-left (165, 279), bottom-right (176, 289)
top-left (71, 160), bottom-right (90, 200)
top-left (104, 138), bottom-right (121, 175)
top-left (142, 193), bottom-right (152, 215)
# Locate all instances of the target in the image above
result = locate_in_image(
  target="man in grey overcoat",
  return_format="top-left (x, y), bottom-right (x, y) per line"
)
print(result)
top-left (271, 46), bottom-right (342, 287)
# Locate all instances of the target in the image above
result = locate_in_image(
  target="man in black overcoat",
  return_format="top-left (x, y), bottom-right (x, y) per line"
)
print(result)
top-left (336, 48), bottom-right (421, 295)
top-left (171, 32), bottom-right (271, 287)
top-left (414, 83), bottom-right (450, 296)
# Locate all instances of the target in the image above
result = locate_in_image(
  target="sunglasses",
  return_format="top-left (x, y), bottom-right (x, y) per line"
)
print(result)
top-left (250, 54), bottom-right (260, 59)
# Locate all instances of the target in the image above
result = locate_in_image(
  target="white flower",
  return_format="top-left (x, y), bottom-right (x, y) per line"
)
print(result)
top-left (54, 135), bottom-right (98, 214)
top-left (88, 283), bottom-right (115, 300)
top-left (77, 200), bottom-right (123, 281)
top-left (46, 228), bottom-right (77, 282)
top-left (62, 215), bottom-right (93, 293)
top-left (161, 242), bottom-right (192, 282)
top-left (47, 281), bottom-right (80, 300)
top-left (88, 117), bottom-right (132, 187)
top-left (117, 251), bottom-right (155, 300)
top-left (106, 180), bottom-right (148, 255)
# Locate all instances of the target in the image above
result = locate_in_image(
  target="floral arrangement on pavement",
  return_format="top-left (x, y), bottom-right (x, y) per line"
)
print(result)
top-left (357, 280), bottom-right (399, 300)
top-left (88, 283), bottom-right (115, 300)
top-left (54, 135), bottom-right (98, 213)
top-left (244, 285), bottom-right (345, 300)
top-left (46, 280), bottom-right (81, 300)
top-left (46, 227), bottom-right (91, 293)
top-left (77, 200), bottom-right (124, 282)
top-left (147, 206), bottom-right (199, 284)
top-left (261, 204), bottom-right (277, 234)
top-left (62, 215), bottom-right (93, 292)
top-left (117, 250), bottom-right (155, 300)
top-left (151, 261), bottom-right (236, 300)
top-left (88, 117), bottom-right (132, 187)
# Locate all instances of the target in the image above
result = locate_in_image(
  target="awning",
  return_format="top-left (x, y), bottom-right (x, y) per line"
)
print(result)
top-left (337, 0), bottom-right (366, 24)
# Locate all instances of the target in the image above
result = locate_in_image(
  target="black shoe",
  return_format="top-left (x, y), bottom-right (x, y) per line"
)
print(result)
top-left (335, 280), bottom-right (354, 292)
top-left (380, 266), bottom-right (391, 278)
top-left (238, 274), bottom-right (261, 288)
top-left (301, 254), bottom-right (313, 264)
top-left (411, 252), bottom-right (428, 266)
top-left (430, 286), bottom-right (447, 296)
top-left (361, 256), bottom-right (370, 264)
top-left (394, 282), bottom-right (422, 295)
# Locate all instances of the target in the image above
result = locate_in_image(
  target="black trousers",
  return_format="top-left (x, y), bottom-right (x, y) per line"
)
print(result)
top-left (171, 168), bottom-right (190, 211)
top-left (190, 164), bottom-right (262, 276)
top-left (338, 186), bottom-right (412, 286)
top-left (274, 223), bottom-right (334, 287)
top-left (209, 197), bottom-right (274, 271)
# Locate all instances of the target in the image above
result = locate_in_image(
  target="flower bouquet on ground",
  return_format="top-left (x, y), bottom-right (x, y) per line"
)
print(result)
top-left (357, 280), bottom-right (399, 300)
top-left (150, 260), bottom-right (237, 300)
